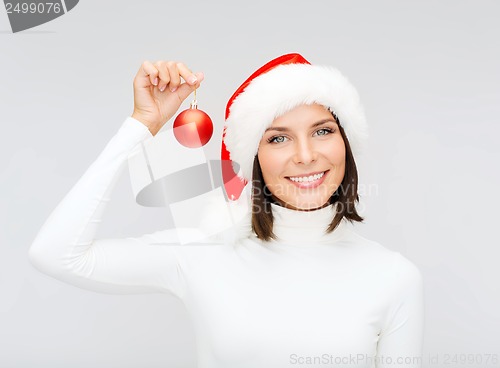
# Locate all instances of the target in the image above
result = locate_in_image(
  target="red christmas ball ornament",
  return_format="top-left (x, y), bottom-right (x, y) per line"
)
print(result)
top-left (173, 90), bottom-right (213, 148)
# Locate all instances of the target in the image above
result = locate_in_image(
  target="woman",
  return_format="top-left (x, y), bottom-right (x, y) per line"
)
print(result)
top-left (29, 53), bottom-right (424, 368)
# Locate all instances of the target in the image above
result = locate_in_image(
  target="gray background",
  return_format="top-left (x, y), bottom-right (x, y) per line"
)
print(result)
top-left (1, 1), bottom-right (499, 367)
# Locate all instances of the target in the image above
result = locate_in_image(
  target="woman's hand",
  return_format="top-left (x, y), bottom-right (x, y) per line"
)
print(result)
top-left (131, 60), bottom-right (204, 136)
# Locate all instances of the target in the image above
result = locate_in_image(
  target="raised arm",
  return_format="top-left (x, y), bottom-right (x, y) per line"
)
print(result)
top-left (28, 117), bottom-right (182, 295)
top-left (376, 253), bottom-right (425, 368)
top-left (29, 60), bottom-right (205, 298)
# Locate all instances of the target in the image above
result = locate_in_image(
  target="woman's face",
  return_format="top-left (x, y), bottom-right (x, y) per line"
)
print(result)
top-left (257, 103), bottom-right (346, 211)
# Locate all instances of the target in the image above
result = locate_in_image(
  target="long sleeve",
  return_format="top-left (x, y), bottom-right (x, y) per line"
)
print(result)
top-left (28, 117), bottom-right (187, 299)
top-left (376, 252), bottom-right (425, 368)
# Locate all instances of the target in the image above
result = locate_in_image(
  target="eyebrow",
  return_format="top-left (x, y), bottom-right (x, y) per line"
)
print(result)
top-left (264, 118), bottom-right (337, 133)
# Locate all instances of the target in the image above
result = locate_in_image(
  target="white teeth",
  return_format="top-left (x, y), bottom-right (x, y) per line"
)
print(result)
top-left (289, 171), bottom-right (325, 183)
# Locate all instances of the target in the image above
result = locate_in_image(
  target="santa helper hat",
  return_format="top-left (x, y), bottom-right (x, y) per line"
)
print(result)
top-left (221, 52), bottom-right (368, 202)
top-left (200, 53), bottom-right (368, 242)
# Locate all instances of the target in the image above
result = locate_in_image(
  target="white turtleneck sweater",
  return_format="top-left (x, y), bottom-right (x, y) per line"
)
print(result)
top-left (29, 117), bottom-right (424, 368)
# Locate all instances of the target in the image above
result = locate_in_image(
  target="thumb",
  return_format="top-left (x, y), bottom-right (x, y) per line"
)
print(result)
top-left (176, 72), bottom-right (205, 102)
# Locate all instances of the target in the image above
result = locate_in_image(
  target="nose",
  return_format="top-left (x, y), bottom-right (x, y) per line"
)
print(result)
top-left (292, 138), bottom-right (317, 165)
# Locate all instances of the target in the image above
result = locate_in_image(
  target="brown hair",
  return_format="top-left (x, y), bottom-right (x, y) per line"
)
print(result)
top-left (251, 112), bottom-right (364, 241)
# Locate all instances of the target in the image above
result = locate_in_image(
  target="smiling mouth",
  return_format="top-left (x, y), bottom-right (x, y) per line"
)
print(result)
top-left (286, 170), bottom-right (329, 183)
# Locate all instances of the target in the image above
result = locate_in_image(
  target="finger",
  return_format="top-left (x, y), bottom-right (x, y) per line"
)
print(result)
top-left (176, 62), bottom-right (199, 86)
top-left (166, 61), bottom-right (181, 92)
top-left (176, 71), bottom-right (205, 101)
top-left (154, 61), bottom-right (171, 92)
top-left (192, 71), bottom-right (204, 88)
top-left (134, 60), bottom-right (159, 88)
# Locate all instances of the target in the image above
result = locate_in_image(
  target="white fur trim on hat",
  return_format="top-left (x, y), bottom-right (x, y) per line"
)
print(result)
top-left (223, 63), bottom-right (368, 182)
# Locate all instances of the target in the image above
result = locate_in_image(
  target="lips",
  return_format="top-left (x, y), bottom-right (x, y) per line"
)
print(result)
top-left (285, 170), bottom-right (329, 188)
top-left (286, 170), bottom-right (326, 179)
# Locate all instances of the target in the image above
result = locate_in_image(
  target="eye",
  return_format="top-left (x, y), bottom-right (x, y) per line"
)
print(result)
top-left (314, 128), bottom-right (334, 136)
top-left (267, 135), bottom-right (288, 144)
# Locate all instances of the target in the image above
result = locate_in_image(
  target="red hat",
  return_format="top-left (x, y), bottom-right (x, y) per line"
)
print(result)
top-left (221, 53), bottom-right (368, 201)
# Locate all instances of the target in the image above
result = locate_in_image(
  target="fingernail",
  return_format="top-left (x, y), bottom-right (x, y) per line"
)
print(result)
top-left (153, 77), bottom-right (158, 86)
top-left (188, 76), bottom-right (198, 84)
top-left (170, 86), bottom-right (177, 92)
top-left (159, 85), bottom-right (166, 92)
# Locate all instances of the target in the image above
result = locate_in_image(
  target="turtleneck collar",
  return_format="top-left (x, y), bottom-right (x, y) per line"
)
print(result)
top-left (267, 202), bottom-right (350, 247)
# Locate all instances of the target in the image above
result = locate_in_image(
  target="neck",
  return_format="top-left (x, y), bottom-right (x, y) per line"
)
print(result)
top-left (269, 195), bottom-right (331, 212)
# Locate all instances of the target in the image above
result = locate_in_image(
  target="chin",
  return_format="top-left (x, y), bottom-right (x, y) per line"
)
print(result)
top-left (270, 178), bottom-right (337, 210)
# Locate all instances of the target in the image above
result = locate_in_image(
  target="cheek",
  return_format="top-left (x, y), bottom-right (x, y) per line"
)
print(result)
top-left (331, 149), bottom-right (346, 183)
top-left (326, 139), bottom-right (346, 164)
top-left (258, 150), bottom-right (282, 178)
